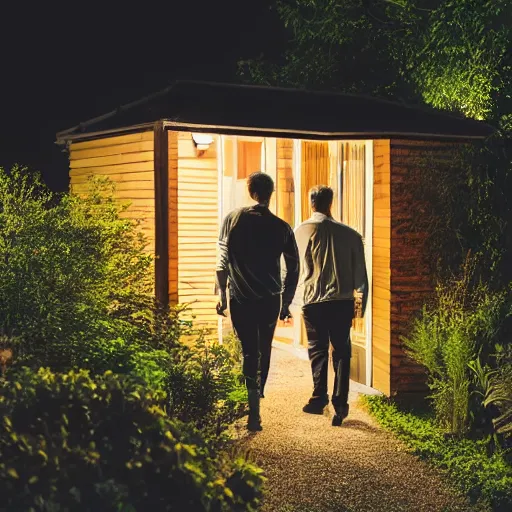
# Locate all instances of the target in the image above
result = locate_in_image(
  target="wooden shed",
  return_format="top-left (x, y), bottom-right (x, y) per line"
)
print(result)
top-left (56, 80), bottom-right (493, 396)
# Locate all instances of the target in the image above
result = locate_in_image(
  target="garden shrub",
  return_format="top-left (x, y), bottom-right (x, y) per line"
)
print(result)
top-left (0, 168), bottom-right (198, 381)
top-left (0, 166), bottom-right (162, 372)
top-left (167, 334), bottom-right (247, 443)
top-left (364, 395), bottom-right (512, 511)
top-left (0, 167), bottom-right (257, 509)
top-left (485, 347), bottom-right (512, 443)
top-left (0, 367), bottom-right (264, 511)
top-left (402, 256), bottom-right (510, 436)
top-left (471, 344), bottom-right (512, 450)
top-left (410, 138), bottom-right (512, 288)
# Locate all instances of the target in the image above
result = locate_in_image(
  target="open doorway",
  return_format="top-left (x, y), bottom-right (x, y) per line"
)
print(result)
top-left (217, 135), bottom-right (278, 337)
top-left (274, 139), bottom-right (373, 387)
top-left (216, 136), bottom-right (373, 387)
top-left (221, 136), bottom-right (277, 213)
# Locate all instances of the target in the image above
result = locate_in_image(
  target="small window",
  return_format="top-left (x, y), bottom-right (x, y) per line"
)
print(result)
top-left (237, 140), bottom-right (262, 179)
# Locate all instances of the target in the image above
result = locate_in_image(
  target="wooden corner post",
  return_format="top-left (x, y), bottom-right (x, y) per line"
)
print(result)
top-left (154, 121), bottom-right (169, 307)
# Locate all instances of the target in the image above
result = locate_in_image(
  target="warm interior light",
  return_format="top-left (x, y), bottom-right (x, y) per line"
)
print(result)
top-left (192, 133), bottom-right (214, 151)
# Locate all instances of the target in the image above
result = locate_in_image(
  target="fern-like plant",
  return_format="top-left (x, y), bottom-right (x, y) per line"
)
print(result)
top-left (402, 255), bottom-right (508, 436)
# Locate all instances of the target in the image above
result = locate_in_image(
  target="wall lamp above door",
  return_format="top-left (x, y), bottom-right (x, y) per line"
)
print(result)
top-left (192, 133), bottom-right (214, 153)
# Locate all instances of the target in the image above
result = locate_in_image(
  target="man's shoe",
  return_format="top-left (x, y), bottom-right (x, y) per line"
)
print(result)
top-left (247, 415), bottom-right (263, 432)
top-left (332, 404), bottom-right (349, 426)
top-left (302, 396), bottom-right (329, 415)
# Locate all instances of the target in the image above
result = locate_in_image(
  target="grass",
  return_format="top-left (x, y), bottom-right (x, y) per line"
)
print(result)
top-left (362, 395), bottom-right (512, 511)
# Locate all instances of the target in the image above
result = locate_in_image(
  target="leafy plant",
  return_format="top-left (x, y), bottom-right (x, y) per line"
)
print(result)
top-left (471, 345), bottom-right (512, 450)
top-left (364, 395), bottom-right (512, 511)
top-left (485, 346), bottom-right (512, 442)
top-left (0, 367), bottom-right (264, 511)
top-left (0, 168), bottom-right (195, 381)
top-left (402, 256), bottom-right (510, 435)
top-left (167, 333), bottom-right (247, 444)
top-left (240, 1), bottom-right (512, 126)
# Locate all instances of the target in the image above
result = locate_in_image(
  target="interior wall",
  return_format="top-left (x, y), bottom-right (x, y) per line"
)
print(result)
top-left (276, 138), bottom-right (295, 227)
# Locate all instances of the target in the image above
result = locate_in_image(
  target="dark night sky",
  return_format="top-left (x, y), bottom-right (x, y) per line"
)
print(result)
top-left (0, 1), bottom-right (285, 191)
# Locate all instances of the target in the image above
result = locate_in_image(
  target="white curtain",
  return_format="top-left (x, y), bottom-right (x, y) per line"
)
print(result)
top-left (341, 142), bottom-right (367, 341)
top-left (342, 142), bottom-right (366, 239)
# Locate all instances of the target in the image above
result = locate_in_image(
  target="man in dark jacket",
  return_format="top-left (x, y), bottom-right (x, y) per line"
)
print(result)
top-left (216, 172), bottom-right (299, 431)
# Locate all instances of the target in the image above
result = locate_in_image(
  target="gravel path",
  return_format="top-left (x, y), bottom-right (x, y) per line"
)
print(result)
top-left (235, 347), bottom-right (487, 512)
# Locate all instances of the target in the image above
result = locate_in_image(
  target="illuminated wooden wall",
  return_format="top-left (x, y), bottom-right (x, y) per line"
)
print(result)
top-left (172, 131), bottom-right (219, 328)
top-left (372, 139), bottom-right (456, 395)
top-left (68, 131), bottom-right (156, 255)
top-left (372, 139), bottom-right (392, 395)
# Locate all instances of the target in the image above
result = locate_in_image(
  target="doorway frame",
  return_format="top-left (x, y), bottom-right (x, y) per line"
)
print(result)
top-left (216, 134), bottom-right (374, 387)
top-left (289, 138), bottom-right (374, 387)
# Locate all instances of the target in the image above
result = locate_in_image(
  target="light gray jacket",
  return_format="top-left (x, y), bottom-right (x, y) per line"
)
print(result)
top-left (293, 213), bottom-right (368, 313)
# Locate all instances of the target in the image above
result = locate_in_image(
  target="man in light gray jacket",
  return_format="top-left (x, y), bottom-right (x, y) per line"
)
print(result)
top-left (294, 185), bottom-right (368, 426)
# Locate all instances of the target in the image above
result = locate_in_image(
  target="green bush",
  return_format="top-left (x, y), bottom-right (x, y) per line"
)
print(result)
top-left (0, 167), bottom-right (196, 382)
top-left (471, 344), bottom-right (512, 448)
top-left (485, 347), bottom-right (512, 442)
top-left (0, 367), bottom-right (264, 511)
top-left (402, 256), bottom-right (510, 436)
top-left (167, 334), bottom-right (247, 443)
top-left (364, 395), bottom-right (512, 511)
top-left (0, 166), bottom-right (162, 371)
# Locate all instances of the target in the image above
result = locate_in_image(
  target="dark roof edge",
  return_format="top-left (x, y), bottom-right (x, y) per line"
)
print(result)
top-left (176, 80), bottom-right (491, 127)
top-left (55, 123), bottom-right (156, 146)
top-left (56, 79), bottom-right (495, 141)
top-left (55, 85), bottom-right (174, 139)
top-left (56, 119), bottom-right (491, 146)
top-left (163, 120), bottom-right (490, 139)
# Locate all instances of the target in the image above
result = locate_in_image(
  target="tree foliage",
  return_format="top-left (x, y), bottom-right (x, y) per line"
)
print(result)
top-left (239, 0), bottom-right (512, 126)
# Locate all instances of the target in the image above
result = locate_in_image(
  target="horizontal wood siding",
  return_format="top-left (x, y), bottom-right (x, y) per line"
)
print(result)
top-left (372, 140), bottom-right (391, 395)
top-left (69, 131), bottom-right (155, 255)
top-left (389, 139), bottom-right (457, 394)
top-left (168, 131), bottom-right (179, 305)
top-left (176, 132), bottom-right (219, 329)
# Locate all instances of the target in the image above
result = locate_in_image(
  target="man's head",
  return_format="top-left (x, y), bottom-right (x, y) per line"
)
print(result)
top-left (310, 185), bottom-right (334, 215)
top-left (247, 172), bottom-right (274, 205)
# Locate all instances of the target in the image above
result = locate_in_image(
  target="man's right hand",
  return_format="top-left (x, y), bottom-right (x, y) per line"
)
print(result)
top-left (279, 303), bottom-right (293, 323)
top-left (216, 290), bottom-right (227, 317)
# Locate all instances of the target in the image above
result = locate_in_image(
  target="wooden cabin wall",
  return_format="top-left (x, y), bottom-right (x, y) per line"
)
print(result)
top-left (168, 131), bottom-right (179, 305)
top-left (372, 140), bottom-right (391, 395)
top-left (389, 139), bottom-right (457, 394)
top-left (173, 132), bottom-right (219, 329)
top-left (68, 132), bottom-right (156, 255)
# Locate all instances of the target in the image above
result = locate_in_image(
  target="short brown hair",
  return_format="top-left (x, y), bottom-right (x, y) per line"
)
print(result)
top-left (247, 172), bottom-right (274, 203)
top-left (309, 185), bottom-right (333, 213)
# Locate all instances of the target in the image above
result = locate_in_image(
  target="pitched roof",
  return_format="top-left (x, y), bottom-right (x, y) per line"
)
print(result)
top-left (56, 80), bottom-right (494, 143)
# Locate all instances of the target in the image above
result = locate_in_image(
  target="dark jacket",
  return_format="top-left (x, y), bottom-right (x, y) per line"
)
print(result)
top-left (217, 205), bottom-right (299, 305)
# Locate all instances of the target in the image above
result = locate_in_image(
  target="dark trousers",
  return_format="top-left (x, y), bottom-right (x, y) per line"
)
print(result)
top-left (230, 294), bottom-right (281, 394)
top-left (302, 300), bottom-right (354, 408)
